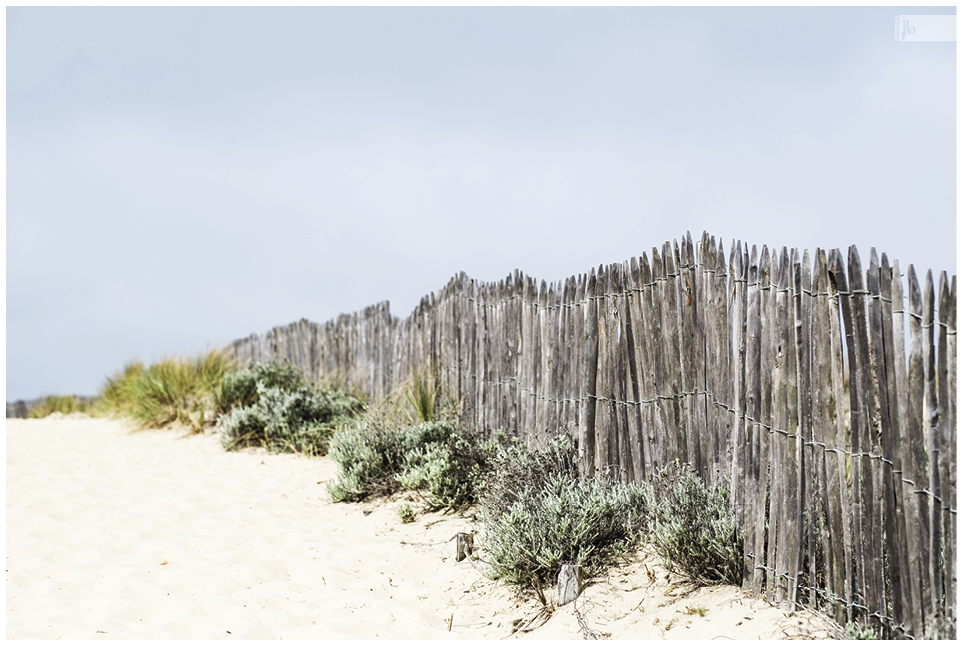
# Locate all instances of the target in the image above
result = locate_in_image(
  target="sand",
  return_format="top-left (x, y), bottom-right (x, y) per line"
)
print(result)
top-left (5, 415), bottom-right (839, 640)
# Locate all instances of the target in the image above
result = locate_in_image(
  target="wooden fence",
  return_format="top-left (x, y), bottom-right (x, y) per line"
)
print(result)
top-left (226, 231), bottom-right (956, 638)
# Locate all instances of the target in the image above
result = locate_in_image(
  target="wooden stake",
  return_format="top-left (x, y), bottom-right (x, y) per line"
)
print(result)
top-left (558, 563), bottom-right (581, 606)
top-left (455, 533), bottom-right (474, 562)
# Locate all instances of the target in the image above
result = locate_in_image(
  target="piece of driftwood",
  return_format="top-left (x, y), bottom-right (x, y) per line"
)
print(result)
top-left (455, 533), bottom-right (474, 562)
top-left (557, 563), bottom-right (581, 606)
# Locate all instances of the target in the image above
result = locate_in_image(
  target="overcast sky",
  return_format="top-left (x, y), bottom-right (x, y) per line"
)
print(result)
top-left (5, 5), bottom-right (957, 401)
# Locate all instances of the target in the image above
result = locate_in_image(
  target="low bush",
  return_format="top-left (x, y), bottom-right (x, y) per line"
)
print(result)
top-left (649, 462), bottom-right (742, 586)
top-left (215, 361), bottom-right (364, 455)
top-left (326, 419), bottom-right (491, 510)
top-left (325, 396), bottom-right (744, 597)
top-left (479, 434), bottom-right (581, 521)
top-left (214, 360), bottom-right (306, 415)
top-left (482, 473), bottom-right (652, 590)
top-left (478, 436), bottom-right (652, 591)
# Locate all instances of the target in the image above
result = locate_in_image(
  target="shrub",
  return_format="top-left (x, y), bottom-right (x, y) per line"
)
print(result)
top-left (478, 436), bottom-right (652, 591)
top-left (480, 434), bottom-right (581, 521)
top-left (396, 425), bottom-right (492, 509)
top-left (649, 462), bottom-right (742, 586)
top-left (325, 420), bottom-right (393, 502)
top-left (216, 381), bottom-right (363, 455)
top-left (326, 419), bottom-right (491, 509)
top-left (214, 360), bottom-right (307, 415)
top-left (27, 394), bottom-right (94, 418)
top-left (94, 351), bottom-right (233, 433)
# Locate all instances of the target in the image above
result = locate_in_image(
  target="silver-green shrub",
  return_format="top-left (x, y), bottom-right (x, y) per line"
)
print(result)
top-left (478, 437), bottom-right (652, 590)
top-left (649, 462), bottom-right (742, 586)
top-left (480, 434), bottom-right (581, 521)
top-left (214, 360), bottom-right (306, 415)
top-left (215, 367), bottom-right (363, 455)
top-left (326, 420), bottom-right (491, 509)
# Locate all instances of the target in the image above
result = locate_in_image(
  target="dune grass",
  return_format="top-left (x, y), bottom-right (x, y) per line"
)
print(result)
top-left (27, 394), bottom-right (95, 418)
top-left (404, 366), bottom-right (441, 423)
top-left (93, 361), bottom-right (144, 416)
top-left (94, 350), bottom-right (234, 433)
top-left (89, 352), bottom-right (365, 452)
top-left (360, 364), bottom-right (460, 427)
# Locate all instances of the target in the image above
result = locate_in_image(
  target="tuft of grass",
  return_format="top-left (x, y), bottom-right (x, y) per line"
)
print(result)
top-left (94, 351), bottom-right (234, 433)
top-left (478, 436), bottom-right (652, 590)
top-left (649, 461), bottom-right (742, 586)
top-left (397, 364), bottom-right (462, 425)
top-left (27, 394), bottom-right (94, 418)
top-left (404, 367), bottom-right (440, 423)
top-left (326, 419), bottom-right (491, 509)
top-left (314, 372), bottom-right (370, 409)
top-left (397, 501), bottom-right (416, 523)
top-left (684, 605), bottom-right (707, 617)
top-left (93, 362), bottom-right (144, 416)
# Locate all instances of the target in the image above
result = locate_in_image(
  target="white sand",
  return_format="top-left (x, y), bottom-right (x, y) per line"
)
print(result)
top-left (5, 416), bottom-right (838, 640)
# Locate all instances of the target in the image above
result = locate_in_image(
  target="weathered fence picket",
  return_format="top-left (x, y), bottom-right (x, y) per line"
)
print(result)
top-left (907, 266), bottom-right (936, 630)
top-left (680, 236), bottom-right (701, 478)
top-left (938, 272), bottom-right (957, 626)
top-left (743, 245), bottom-right (763, 594)
top-left (923, 270), bottom-right (943, 626)
top-left (876, 253), bottom-right (909, 636)
top-left (579, 269), bottom-right (599, 477)
top-left (793, 249), bottom-right (813, 608)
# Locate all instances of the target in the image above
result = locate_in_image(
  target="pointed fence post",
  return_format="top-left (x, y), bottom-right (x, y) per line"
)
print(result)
top-left (455, 533), bottom-right (474, 562)
top-left (557, 563), bottom-right (582, 606)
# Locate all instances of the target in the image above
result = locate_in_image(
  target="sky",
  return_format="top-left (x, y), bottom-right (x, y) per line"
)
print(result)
top-left (4, 5), bottom-right (958, 401)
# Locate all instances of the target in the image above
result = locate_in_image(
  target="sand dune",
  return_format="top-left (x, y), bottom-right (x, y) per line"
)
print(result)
top-left (6, 416), bottom-right (837, 640)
